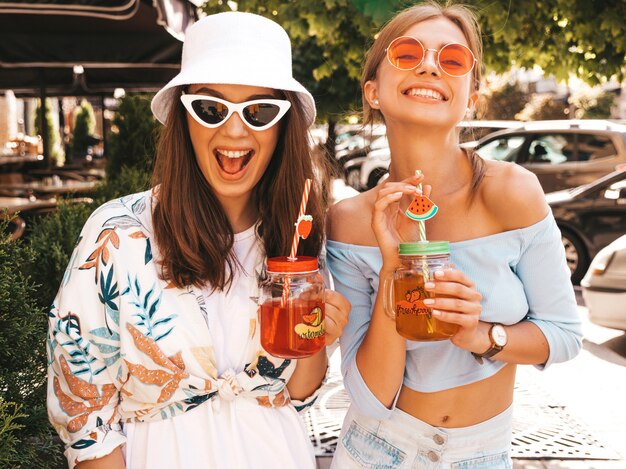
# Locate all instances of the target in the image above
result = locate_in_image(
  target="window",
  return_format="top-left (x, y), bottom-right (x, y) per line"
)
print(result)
top-left (526, 134), bottom-right (576, 164)
top-left (476, 136), bottom-right (525, 162)
top-left (576, 133), bottom-right (616, 161)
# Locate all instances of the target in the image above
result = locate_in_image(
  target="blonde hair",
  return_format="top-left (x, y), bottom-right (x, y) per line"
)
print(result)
top-left (361, 0), bottom-right (485, 194)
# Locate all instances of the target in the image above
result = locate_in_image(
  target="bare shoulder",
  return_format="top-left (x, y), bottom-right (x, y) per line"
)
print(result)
top-left (480, 160), bottom-right (549, 231)
top-left (328, 190), bottom-right (377, 245)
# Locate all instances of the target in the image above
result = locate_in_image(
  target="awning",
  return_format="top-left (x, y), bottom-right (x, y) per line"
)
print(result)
top-left (0, 0), bottom-right (198, 96)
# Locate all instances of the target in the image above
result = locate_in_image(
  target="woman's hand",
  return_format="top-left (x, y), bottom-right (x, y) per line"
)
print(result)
top-left (372, 173), bottom-right (430, 268)
top-left (424, 269), bottom-right (483, 350)
top-left (324, 290), bottom-right (350, 345)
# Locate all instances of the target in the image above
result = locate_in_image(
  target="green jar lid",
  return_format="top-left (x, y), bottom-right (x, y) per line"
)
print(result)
top-left (398, 241), bottom-right (450, 255)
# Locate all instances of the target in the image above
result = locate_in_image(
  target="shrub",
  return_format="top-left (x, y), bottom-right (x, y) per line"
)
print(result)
top-left (34, 99), bottom-right (64, 167)
top-left (106, 94), bottom-right (159, 180)
top-left (27, 202), bottom-right (94, 310)
top-left (0, 217), bottom-right (63, 468)
top-left (93, 166), bottom-right (153, 206)
top-left (72, 99), bottom-right (96, 158)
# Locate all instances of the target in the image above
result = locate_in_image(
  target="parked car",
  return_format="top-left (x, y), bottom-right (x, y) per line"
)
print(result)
top-left (354, 120), bottom-right (522, 191)
top-left (581, 234), bottom-right (626, 331)
top-left (458, 119), bottom-right (524, 148)
top-left (474, 119), bottom-right (626, 193)
top-left (546, 170), bottom-right (626, 283)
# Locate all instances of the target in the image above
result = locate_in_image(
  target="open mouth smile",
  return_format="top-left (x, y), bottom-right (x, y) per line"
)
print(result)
top-left (214, 148), bottom-right (254, 175)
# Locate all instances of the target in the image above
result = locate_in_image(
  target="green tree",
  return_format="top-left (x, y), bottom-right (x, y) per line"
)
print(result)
top-left (72, 99), bottom-right (96, 158)
top-left (349, 0), bottom-right (626, 85)
top-left (34, 98), bottom-right (64, 167)
top-left (202, 0), bottom-right (376, 156)
top-left (569, 88), bottom-right (616, 119)
top-left (478, 81), bottom-right (527, 120)
top-left (106, 94), bottom-right (159, 180)
top-left (516, 94), bottom-right (568, 121)
top-left (477, 0), bottom-right (626, 85)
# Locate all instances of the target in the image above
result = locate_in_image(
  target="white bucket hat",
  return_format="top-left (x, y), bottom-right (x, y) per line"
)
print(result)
top-left (151, 11), bottom-right (316, 127)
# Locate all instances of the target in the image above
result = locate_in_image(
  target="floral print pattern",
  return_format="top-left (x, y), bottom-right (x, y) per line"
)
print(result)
top-left (47, 190), bottom-right (320, 468)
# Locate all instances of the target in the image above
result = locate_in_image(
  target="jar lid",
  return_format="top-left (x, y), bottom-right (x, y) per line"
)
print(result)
top-left (266, 256), bottom-right (319, 273)
top-left (398, 241), bottom-right (450, 255)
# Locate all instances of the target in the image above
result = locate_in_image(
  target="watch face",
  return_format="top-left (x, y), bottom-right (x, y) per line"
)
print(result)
top-left (492, 324), bottom-right (508, 347)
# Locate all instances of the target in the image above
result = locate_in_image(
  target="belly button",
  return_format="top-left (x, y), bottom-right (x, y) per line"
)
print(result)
top-left (441, 415), bottom-right (449, 423)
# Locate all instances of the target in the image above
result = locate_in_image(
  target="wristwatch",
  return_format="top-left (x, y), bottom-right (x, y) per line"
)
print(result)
top-left (472, 323), bottom-right (507, 364)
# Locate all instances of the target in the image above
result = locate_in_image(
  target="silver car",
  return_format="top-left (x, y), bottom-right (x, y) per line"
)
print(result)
top-left (474, 119), bottom-right (626, 193)
top-left (582, 235), bottom-right (626, 331)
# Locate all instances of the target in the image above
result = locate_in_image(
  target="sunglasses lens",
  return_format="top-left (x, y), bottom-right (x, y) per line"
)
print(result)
top-left (387, 37), bottom-right (424, 70)
top-left (243, 102), bottom-right (282, 128)
top-left (439, 44), bottom-right (475, 76)
top-left (191, 99), bottom-right (229, 125)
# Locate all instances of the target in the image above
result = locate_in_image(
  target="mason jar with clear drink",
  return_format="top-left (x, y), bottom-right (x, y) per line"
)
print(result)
top-left (259, 256), bottom-right (325, 359)
top-left (382, 241), bottom-right (459, 341)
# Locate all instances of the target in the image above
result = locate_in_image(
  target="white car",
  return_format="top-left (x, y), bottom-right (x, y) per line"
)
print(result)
top-left (582, 235), bottom-right (626, 331)
top-left (356, 120), bottom-right (522, 191)
top-left (358, 137), bottom-right (390, 190)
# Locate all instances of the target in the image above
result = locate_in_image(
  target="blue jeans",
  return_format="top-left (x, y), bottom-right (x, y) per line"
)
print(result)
top-left (331, 405), bottom-right (513, 468)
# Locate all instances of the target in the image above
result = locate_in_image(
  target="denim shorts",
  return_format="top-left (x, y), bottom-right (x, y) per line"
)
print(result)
top-left (331, 405), bottom-right (513, 469)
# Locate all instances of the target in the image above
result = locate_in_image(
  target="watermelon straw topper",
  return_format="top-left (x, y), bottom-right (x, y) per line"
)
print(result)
top-left (405, 194), bottom-right (438, 221)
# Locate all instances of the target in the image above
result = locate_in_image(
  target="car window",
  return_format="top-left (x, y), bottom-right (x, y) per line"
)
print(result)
top-left (475, 136), bottom-right (525, 162)
top-left (576, 133), bottom-right (616, 161)
top-left (526, 134), bottom-right (576, 164)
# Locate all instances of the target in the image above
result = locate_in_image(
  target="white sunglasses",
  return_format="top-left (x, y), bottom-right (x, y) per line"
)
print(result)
top-left (180, 94), bottom-right (291, 131)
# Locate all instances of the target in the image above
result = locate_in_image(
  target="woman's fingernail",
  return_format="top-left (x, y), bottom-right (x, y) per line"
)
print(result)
top-left (432, 309), bottom-right (442, 316)
top-left (434, 271), bottom-right (444, 279)
top-left (423, 298), bottom-right (435, 305)
top-left (424, 282), bottom-right (435, 290)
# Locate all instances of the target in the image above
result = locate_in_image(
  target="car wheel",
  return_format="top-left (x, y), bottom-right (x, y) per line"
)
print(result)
top-left (560, 229), bottom-right (589, 284)
top-left (367, 168), bottom-right (389, 190)
top-left (345, 167), bottom-right (361, 190)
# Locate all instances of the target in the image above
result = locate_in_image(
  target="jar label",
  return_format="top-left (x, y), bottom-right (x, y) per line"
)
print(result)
top-left (294, 305), bottom-right (325, 339)
top-left (395, 287), bottom-right (430, 316)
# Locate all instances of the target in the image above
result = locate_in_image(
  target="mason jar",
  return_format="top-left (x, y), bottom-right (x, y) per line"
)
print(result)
top-left (383, 241), bottom-right (457, 341)
top-left (259, 256), bottom-right (325, 358)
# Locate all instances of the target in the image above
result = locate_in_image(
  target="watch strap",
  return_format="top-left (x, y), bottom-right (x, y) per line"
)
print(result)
top-left (471, 324), bottom-right (505, 365)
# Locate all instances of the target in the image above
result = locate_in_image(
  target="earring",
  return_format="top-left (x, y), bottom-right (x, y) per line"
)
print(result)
top-left (373, 99), bottom-right (379, 107)
top-left (465, 107), bottom-right (472, 118)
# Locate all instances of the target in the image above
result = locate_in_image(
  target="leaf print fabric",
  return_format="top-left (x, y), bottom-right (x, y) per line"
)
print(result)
top-left (47, 190), bottom-right (324, 468)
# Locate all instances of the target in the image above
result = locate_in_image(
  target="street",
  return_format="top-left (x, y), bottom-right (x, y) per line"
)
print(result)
top-left (312, 288), bottom-right (626, 469)
top-left (512, 288), bottom-right (626, 468)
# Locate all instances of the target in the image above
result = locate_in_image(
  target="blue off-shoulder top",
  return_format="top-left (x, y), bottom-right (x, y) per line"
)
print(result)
top-left (326, 212), bottom-right (583, 420)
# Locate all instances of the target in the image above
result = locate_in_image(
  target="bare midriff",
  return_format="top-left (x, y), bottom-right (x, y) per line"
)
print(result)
top-left (396, 363), bottom-right (516, 428)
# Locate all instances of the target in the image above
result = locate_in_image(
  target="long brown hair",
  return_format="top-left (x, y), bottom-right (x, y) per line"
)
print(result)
top-left (151, 87), bottom-right (327, 290)
top-left (361, 1), bottom-right (486, 193)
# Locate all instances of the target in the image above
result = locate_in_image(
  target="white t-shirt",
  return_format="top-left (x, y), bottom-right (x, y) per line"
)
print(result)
top-left (123, 224), bottom-right (315, 468)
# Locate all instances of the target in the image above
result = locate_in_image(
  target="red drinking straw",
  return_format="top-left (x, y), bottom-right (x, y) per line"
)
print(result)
top-left (282, 178), bottom-right (312, 306)
top-left (288, 178), bottom-right (312, 260)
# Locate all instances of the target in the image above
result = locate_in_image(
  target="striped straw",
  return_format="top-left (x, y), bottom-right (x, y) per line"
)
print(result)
top-left (415, 170), bottom-right (426, 242)
top-left (282, 178), bottom-right (313, 306)
top-left (415, 170), bottom-right (433, 333)
top-left (288, 178), bottom-right (312, 260)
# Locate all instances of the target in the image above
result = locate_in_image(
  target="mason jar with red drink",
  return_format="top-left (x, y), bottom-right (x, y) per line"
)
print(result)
top-left (259, 256), bottom-right (325, 359)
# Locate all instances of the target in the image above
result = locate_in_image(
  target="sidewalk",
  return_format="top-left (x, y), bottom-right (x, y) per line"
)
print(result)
top-left (311, 300), bottom-right (626, 468)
